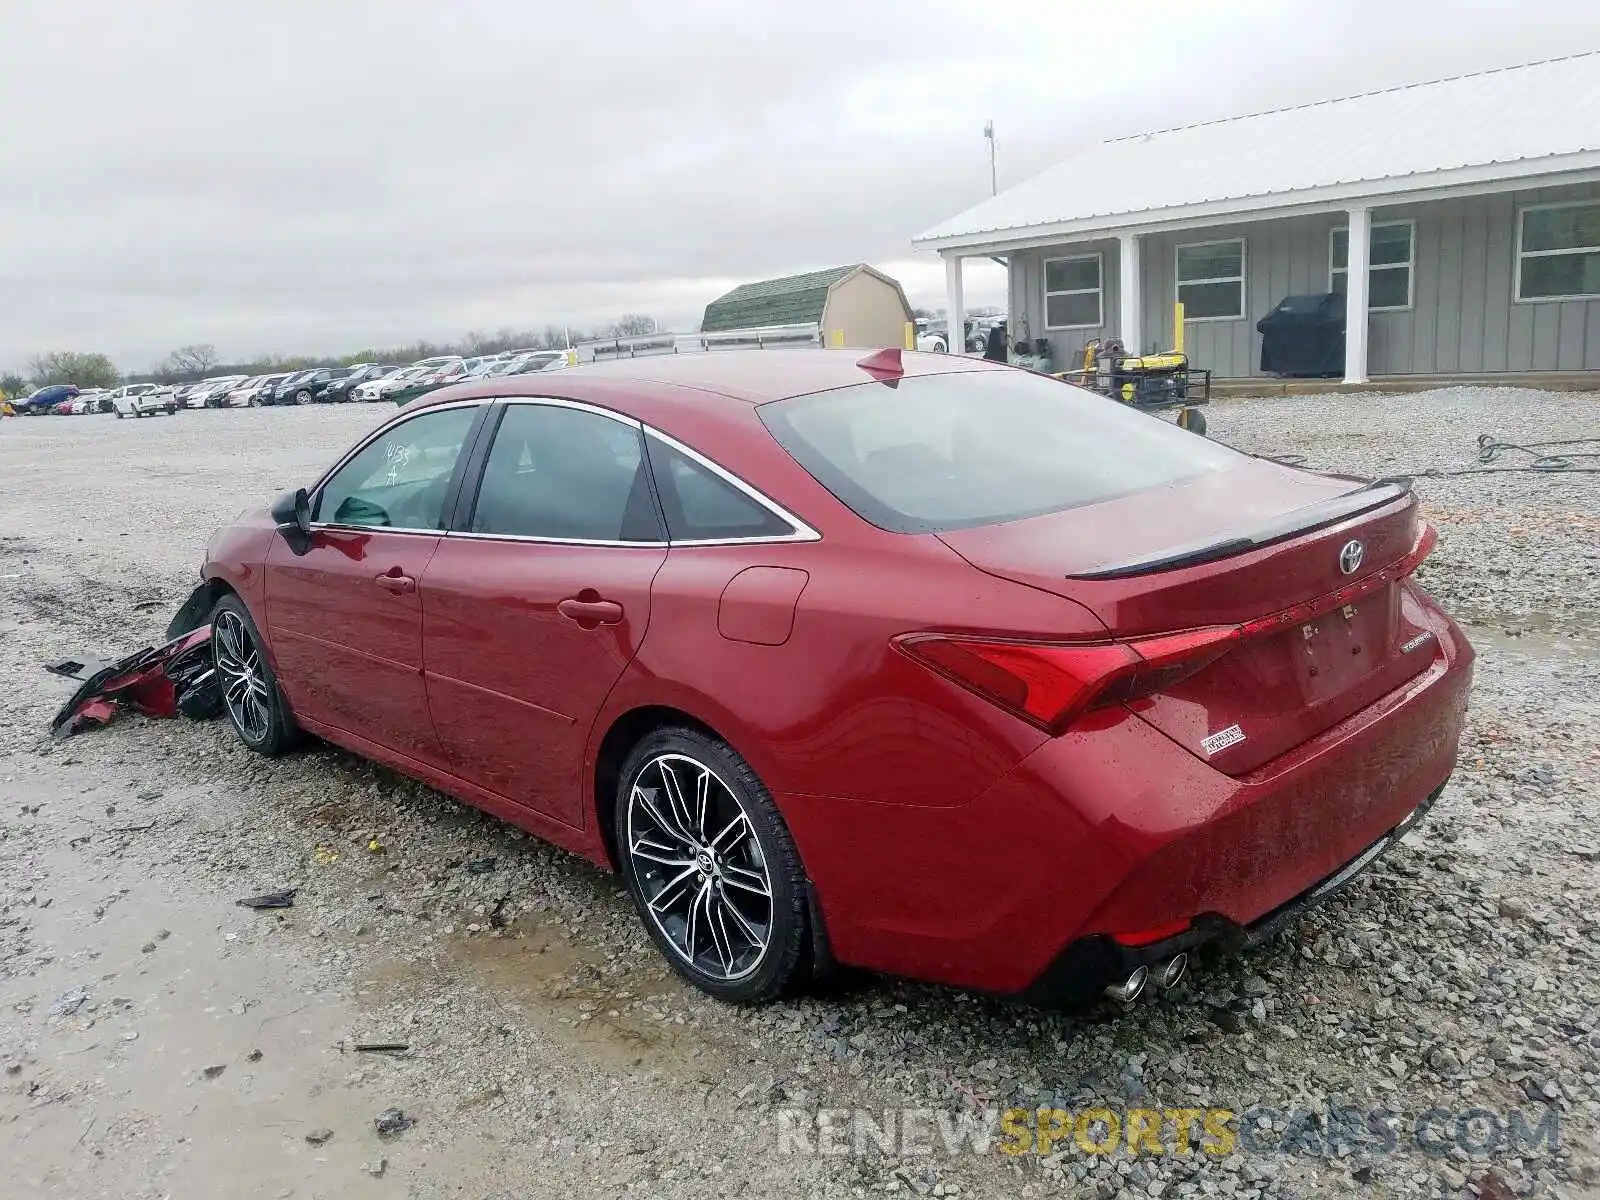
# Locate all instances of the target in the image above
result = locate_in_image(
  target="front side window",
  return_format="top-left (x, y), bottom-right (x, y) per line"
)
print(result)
top-left (645, 436), bottom-right (794, 542)
top-left (469, 404), bottom-right (661, 542)
top-left (760, 371), bottom-right (1242, 534)
top-left (1518, 202), bottom-right (1600, 300)
top-left (1176, 240), bottom-right (1245, 320)
top-left (1331, 222), bottom-right (1413, 310)
top-left (1043, 254), bottom-right (1102, 329)
top-left (314, 405), bottom-right (479, 530)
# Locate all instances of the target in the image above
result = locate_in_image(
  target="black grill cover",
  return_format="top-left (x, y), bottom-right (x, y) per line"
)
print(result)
top-left (1256, 293), bottom-right (1345, 378)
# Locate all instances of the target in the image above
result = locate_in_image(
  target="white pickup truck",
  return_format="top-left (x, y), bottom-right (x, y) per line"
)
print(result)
top-left (110, 383), bottom-right (179, 418)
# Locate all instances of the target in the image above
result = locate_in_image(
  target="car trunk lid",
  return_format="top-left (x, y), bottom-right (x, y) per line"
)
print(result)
top-left (935, 461), bottom-right (1439, 773)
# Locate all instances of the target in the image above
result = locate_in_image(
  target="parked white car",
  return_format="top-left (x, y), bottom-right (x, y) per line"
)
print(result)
top-left (186, 375), bottom-right (249, 408)
top-left (111, 383), bottom-right (179, 418)
top-left (225, 374), bottom-right (288, 407)
top-left (353, 363), bottom-right (431, 400)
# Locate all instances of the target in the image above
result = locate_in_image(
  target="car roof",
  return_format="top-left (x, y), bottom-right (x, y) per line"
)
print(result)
top-left (404, 348), bottom-right (1008, 413)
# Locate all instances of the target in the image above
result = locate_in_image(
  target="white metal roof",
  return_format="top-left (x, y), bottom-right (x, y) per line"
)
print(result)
top-left (915, 52), bottom-right (1600, 251)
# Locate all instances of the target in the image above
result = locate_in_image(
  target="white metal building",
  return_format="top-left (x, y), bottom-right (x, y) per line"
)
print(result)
top-left (914, 53), bottom-right (1600, 383)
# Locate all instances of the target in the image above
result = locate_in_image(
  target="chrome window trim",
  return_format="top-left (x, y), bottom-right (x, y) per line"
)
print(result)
top-left (444, 395), bottom-right (821, 549)
top-left (308, 398), bottom-right (486, 533)
top-left (446, 531), bottom-right (669, 548)
top-left (643, 427), bottom-right (821, 546)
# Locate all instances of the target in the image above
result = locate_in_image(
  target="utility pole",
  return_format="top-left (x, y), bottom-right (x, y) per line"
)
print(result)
top-left (983, 120), bottom-right (997, 195)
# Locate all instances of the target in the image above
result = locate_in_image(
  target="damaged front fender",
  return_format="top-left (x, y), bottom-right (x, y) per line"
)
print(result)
top-left (166, 580), bottom-right (218, 641)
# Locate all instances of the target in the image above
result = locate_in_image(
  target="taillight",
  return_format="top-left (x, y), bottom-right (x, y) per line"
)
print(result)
top-left (898, 524), bottom-right (1438, 733)
top-left (896, 625), bottom-right (1240, 733)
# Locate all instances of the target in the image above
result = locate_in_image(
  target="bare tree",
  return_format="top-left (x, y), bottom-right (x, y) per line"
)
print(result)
top-left (163, 343), bottom-right (220, 377)
top-left (605, 314), bottom-right (657, 338)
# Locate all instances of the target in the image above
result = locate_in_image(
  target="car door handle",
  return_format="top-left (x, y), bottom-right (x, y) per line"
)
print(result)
top-left (557, 597), bottom-right (624, 626)
top-left (374, 571), bottom-right (416, 595)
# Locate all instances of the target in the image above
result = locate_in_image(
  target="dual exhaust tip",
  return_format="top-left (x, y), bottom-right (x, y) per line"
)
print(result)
top-left (1104, 953), bottom-right (1187, 1004)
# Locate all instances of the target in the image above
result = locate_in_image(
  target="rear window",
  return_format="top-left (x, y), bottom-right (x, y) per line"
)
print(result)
top-left (758, 371), bottom-right (1242, 533)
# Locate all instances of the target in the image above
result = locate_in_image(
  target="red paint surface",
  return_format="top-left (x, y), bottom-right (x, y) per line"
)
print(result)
top-left (202, 353), bottom-right (1475, 995)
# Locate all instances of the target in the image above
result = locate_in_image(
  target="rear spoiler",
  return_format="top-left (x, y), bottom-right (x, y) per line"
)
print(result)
top-left (1068, 479), bottom-right (1414, 580)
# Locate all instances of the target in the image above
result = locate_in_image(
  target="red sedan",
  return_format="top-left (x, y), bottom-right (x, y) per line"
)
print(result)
top-left (191, 349), bottom-right (1472, 1006)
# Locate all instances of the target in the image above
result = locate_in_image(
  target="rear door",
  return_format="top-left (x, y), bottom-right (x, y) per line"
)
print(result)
top-left (420, 400), bottom-right (668, 827)
top-left (264, 401), bottom-right (486, 766)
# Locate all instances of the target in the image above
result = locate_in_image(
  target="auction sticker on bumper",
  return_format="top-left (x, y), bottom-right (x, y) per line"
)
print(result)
top-left (1201, 724), bottom-right (1246, 756)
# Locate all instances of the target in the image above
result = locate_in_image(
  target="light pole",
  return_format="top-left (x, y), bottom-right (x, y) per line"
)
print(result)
top-left (983, 120), bottom-right (996, 196)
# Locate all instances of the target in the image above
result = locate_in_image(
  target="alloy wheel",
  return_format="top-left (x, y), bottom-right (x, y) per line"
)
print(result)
top-left (625, 753), bottom-right (773, 982)
top-left (214, 610), bottom-right (273, 744)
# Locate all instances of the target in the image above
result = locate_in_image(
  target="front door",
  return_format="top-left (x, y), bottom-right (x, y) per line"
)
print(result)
top-left (422, 401), bottom-right (668, 827)
top-left (264, 402), bottom-right (484, 766)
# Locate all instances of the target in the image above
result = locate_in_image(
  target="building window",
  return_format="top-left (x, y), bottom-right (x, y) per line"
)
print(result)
top-left (1517, 201), bottom-right (1600, 301)
top-left (1330, 221), bottom-right (1414, 310)
top-left (1175, 240), bottom-right (1244, 320)
top-left (1043, 253), bottom-right (1102, 329)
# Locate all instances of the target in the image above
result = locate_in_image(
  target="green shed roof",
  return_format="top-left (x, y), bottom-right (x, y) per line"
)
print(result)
top-left (700, 265), bottom-right (862, 333)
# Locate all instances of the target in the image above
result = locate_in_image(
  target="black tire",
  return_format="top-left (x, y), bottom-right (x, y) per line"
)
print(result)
top-left (210, 594), bottom-right (299, 756)
top-left (294, 389), bottom-right (313, 405)
top-left (1177, 407), bottom-right (1208, 437)
top-left (115, 410), bottom-right (124, 420)
top-left (614, 727), bottom-right (809, 1004)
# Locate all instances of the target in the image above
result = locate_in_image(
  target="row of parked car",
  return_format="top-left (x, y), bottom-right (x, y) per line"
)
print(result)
top-left (10, 348), bottom-right (574, 419)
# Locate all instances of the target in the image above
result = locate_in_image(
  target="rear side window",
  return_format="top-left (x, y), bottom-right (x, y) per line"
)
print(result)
top-left (469, 404), bottom-right (663, 542)
top-left (645, 435), bottom-right (793, 542)
top-left (758, 371), bottom-right (1242, 533)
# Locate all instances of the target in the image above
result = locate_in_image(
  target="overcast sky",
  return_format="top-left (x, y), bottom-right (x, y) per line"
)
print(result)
top-left (1, 0), bottom-right (1593, 372)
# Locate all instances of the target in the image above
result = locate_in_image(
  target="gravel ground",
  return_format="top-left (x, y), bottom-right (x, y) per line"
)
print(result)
top-left (0, 389), bottom-right (1597, 1200)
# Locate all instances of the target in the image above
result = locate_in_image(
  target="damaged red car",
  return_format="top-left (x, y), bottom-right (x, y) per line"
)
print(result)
top-left (184, 350), bottom-right (1472, 1007)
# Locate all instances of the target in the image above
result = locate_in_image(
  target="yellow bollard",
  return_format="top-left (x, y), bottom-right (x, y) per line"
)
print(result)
top-left (903, 322), bottom-right (916, 351)
top-left (828, 329), bottom-right (845, 348)
top-left (1173, 302), bottom-right (1185, 355)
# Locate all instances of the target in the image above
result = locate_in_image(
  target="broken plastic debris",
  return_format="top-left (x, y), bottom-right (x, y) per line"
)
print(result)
top-left (464, 856), bottom-right (498, 875)
top-left (47, 625), bottom-right (220, 739)
top-left (50, 985), bottom-right (92, 1017)
top-left (236, 888), bottom-right (298, 910)
top-left (374, 1108), bottom-right (414, 1138)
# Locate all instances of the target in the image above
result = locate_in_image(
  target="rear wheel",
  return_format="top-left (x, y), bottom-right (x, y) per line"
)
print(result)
top-left (615, 728), bottom-right (808, 1004)
top-left (211, 596), bottom-right (298, 756)
top-left (294, 389), bottom-right (313, 405)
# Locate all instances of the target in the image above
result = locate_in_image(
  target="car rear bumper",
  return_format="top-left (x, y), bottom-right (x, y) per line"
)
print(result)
top-left (779, 602), bottom-right (1473, 998)
top-left (1012, 780), bottom-right (1443, 1007)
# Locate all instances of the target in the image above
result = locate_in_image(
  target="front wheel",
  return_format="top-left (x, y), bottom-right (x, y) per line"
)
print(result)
top-left (294, 389), bottom-right (313, 405)
top-left (616, 728), bottom-right (809, 1004)
top-left (211, 596), bottom-right (298, 756)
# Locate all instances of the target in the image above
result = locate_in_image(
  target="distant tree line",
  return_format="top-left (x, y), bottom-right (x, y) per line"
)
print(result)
top-left (3, 314), bottom-right (662, 392)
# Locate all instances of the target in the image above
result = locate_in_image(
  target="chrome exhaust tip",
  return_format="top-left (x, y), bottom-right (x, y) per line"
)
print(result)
top-left (1103, 965), bottom-right (1149, 1004)
top-left (1156, 953), bottom-right (1188, 990)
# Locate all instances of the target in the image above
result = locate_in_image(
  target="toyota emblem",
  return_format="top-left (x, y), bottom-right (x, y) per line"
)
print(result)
top-left (1338, 540), bottom-right (1365, 575)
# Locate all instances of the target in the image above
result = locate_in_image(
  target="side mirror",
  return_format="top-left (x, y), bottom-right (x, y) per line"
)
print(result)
top-left (269, 487), bottom-right (313, 555)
